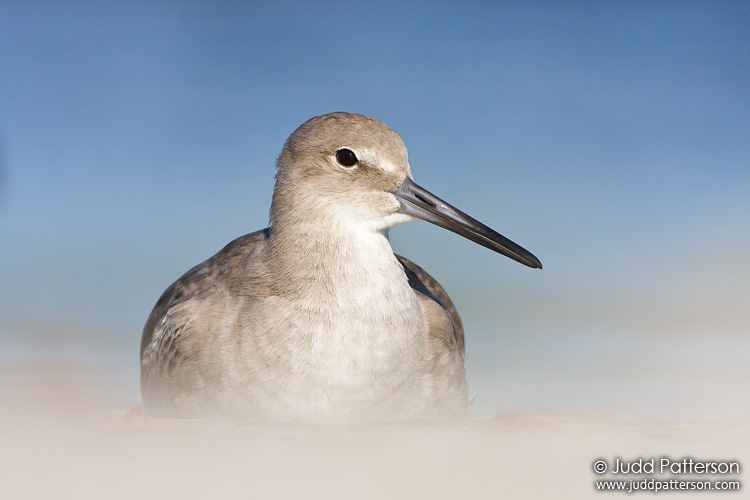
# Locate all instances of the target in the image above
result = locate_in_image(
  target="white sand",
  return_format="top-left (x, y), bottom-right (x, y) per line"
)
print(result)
top-left (1, 362), bottom-right (746, 500)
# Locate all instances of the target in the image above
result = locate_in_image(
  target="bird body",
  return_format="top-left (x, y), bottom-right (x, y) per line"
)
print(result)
top-left (141, 113), bottom-right (540, 423)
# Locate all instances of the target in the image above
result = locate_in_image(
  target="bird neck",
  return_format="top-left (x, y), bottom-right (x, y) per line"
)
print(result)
top-left (265, 216), bottom-right (413, 308)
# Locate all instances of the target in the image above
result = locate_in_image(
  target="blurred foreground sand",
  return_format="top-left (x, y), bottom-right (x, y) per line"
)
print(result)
top-left (1, 362), bottom-right (747, 500)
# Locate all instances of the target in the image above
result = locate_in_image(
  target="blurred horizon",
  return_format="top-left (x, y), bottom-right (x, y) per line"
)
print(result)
top-left (1, 1), bottom-right (748, 421)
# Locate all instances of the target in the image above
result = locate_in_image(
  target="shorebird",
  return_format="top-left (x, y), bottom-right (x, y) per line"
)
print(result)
top-left (141, 112), bottom-right (541, 423)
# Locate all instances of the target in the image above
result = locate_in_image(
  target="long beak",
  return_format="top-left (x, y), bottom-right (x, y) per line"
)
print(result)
top-left (391, 177), bottom-right (542, 269)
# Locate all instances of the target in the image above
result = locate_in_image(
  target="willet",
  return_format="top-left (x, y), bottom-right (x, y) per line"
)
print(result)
top-left (141, 112), bottom-right (541, 423)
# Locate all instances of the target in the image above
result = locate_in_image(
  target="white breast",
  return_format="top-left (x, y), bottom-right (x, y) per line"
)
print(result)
top-left (236, 230), bottom-right (428, 423)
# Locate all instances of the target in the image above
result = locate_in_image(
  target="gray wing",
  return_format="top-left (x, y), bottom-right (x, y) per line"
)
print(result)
top-left (396, 254), bottom-right (465, 355)
top-left (140, 229), bottom-right (270, 415)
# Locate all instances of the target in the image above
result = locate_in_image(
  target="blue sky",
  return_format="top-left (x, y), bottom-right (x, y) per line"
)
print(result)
top-left (1, 1), bottom-right (748, 418)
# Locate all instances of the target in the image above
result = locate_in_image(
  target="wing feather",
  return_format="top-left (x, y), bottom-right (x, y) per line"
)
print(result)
top-left (396, 254), bottom-right (465, 355)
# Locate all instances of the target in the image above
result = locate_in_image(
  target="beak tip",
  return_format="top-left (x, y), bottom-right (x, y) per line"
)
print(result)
top-left (524, 256), bottom-right (543, 270)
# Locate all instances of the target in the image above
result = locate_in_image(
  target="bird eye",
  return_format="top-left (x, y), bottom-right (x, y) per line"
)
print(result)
top-left (335, 148), bottom-right (358, 167)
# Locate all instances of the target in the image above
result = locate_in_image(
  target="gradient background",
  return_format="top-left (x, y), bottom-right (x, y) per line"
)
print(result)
top-left (1, 1), bottom-right (748, 421)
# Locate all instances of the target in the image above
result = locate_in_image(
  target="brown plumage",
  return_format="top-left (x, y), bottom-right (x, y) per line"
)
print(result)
top-left (140, 112), bottom-right (540, 423)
